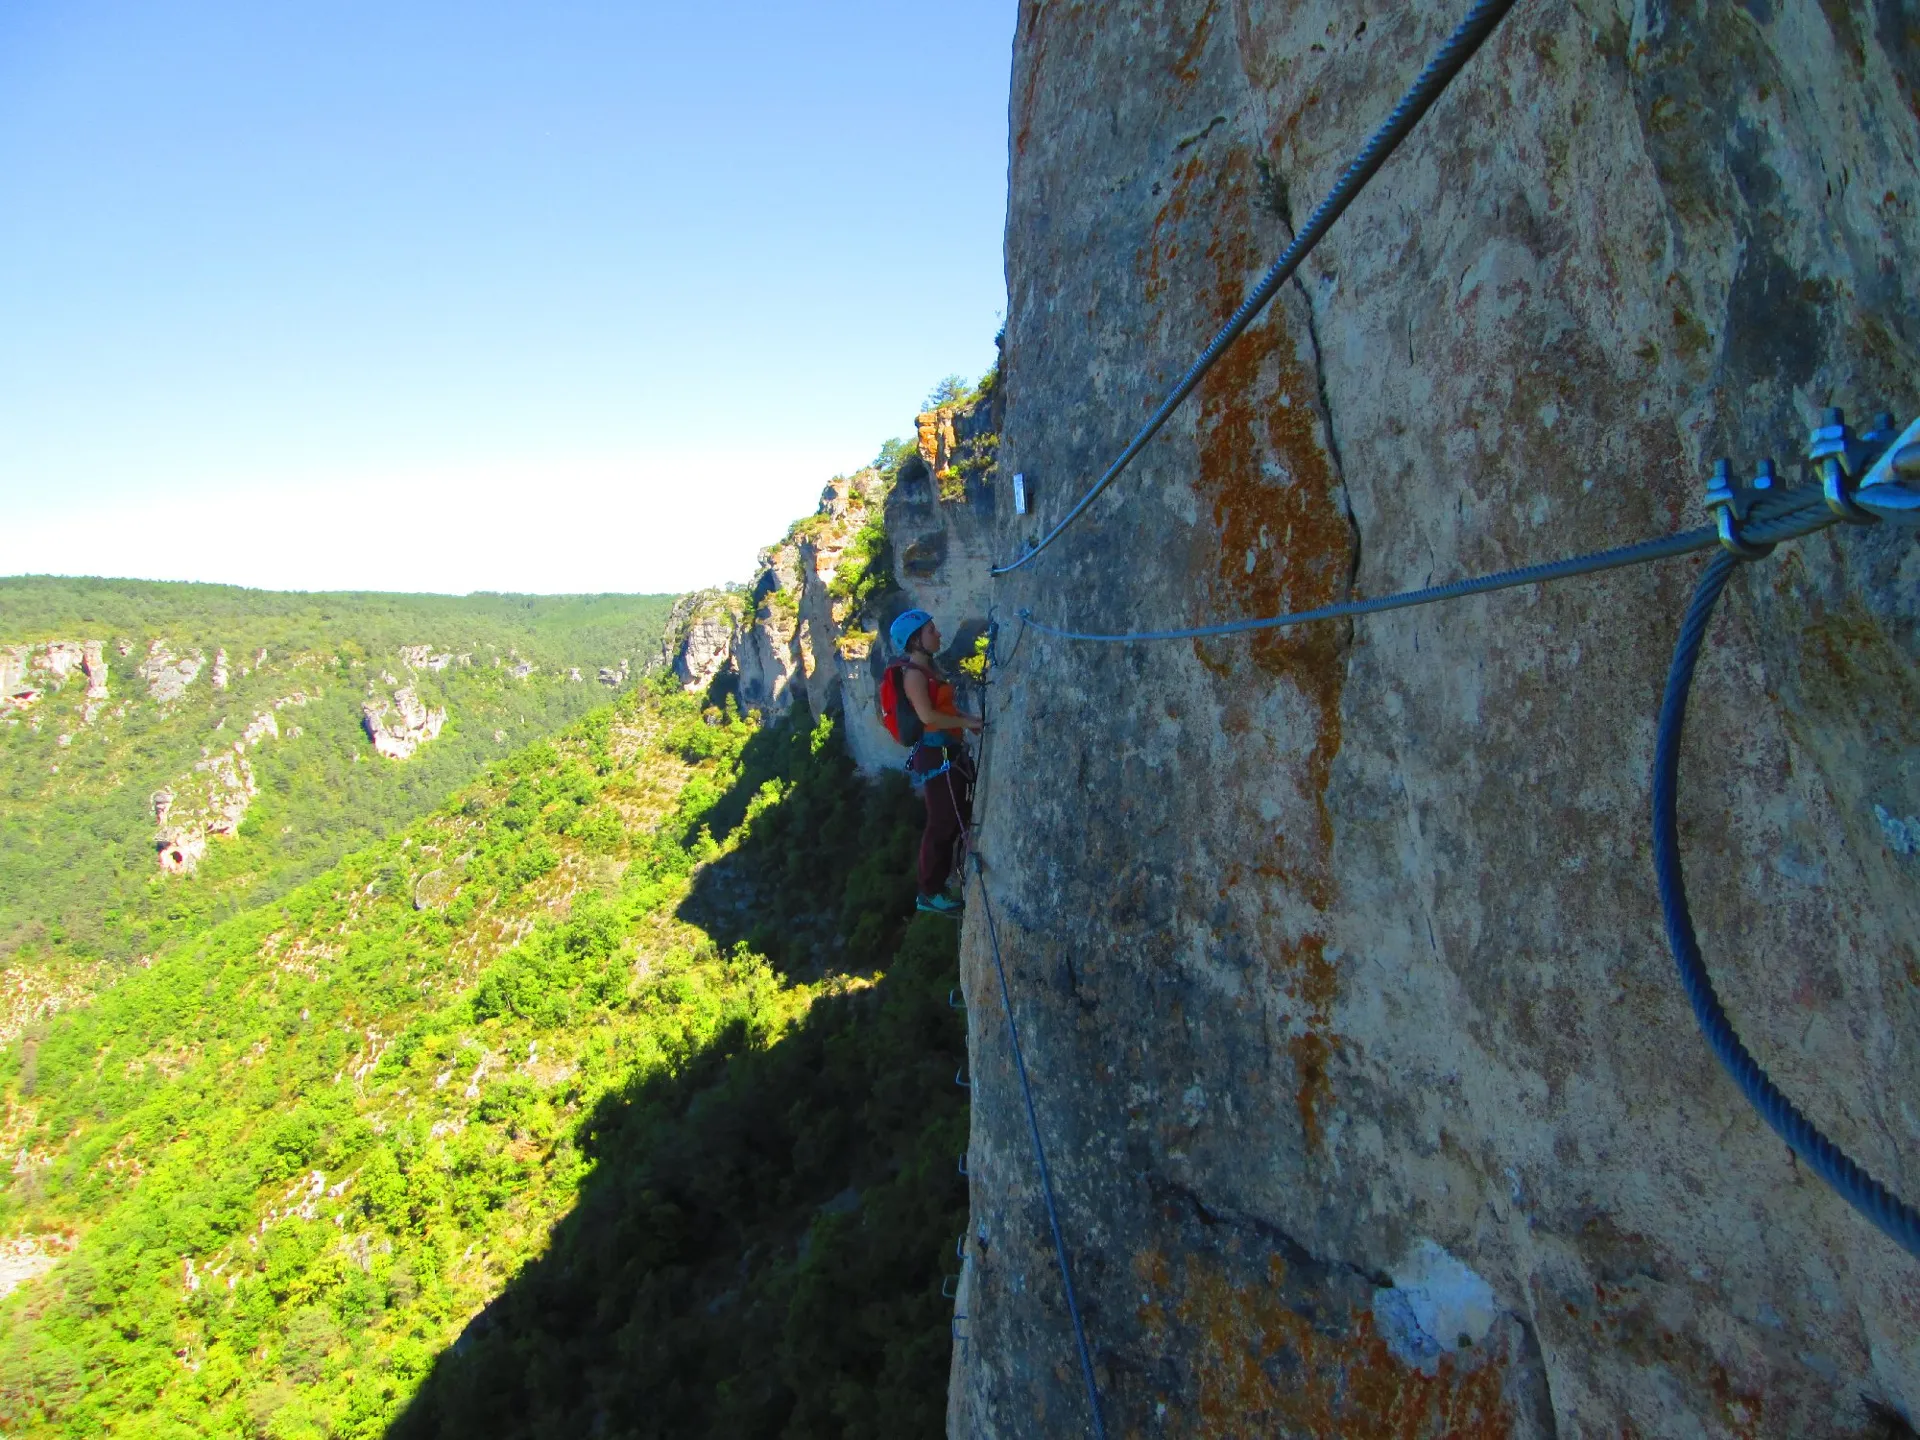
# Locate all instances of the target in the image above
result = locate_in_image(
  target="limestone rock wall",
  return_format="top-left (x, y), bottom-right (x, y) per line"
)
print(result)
top-left (152, 696), bottom-right (307, 872)
top-left (361, 686), bottom-right (446, 762)
top-left (895, 398), bottom-right (1001, 660)
top-left (954, 2), bottom-right (1920, 1436)
top-left (665, 423), bottom-right (1003, 777)
top-left (137, 641), bottom-right (203, 704)
top-left (658, 591), bottom-right (748, 694)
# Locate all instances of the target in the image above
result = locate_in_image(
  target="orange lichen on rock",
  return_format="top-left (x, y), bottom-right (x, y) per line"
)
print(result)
top-left (1288, 1028), bottom-right (1335, 1148)
top-left (1142, 151), bottom-right (1211, 306)
top-left (1176, 144), bottom-right (1356, 1149)
top-left (1131, 1250), bottom-right (1518, 1439)
top-left (1171, 0), bottom-right (1219, 85)
top-left (1279, 930), bottom-right (1343, 1146)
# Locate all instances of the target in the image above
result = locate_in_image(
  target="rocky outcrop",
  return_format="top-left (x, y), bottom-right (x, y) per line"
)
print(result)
top-left (952, 4), bottom-right (1920, 1436)
top-left (39, 642), bottom-right (85, 684)
top-left (0, 1235), bottom-right (75, 1303)
top-left (1, 641), bottom-right (109, 724)
top-left (137, 642), bottom-right (203, 704)
top-left (0, 647), bottom-right (26, 705)
top-left (362, 687), bottom-right (447, 761)
top-left (665, 406), bottom-right (1002, 776)
top-left (81, 641), bottom-right (108, 701)
top-left (2, 641), bottom-right (111, 712)
top-left (400, 645), bottom-right (454, 672)
top-left (152, 700), bottom-right (304, 871)
top-left (659, 591), bottom-right (748, 694)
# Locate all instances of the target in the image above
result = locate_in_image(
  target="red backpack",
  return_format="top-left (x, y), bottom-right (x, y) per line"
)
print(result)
top-left (879, 660), bottom-right (927, 746)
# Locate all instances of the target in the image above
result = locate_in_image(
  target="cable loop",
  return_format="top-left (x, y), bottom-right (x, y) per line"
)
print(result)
top-left (1653, 554), bottom-right (1920, 1260)
top-left (1704, 457), bottom-right (1778, 559)
top-left (993, 418), bottom-right (1920, 1261)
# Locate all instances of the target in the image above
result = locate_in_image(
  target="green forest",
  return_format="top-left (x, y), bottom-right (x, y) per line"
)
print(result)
top-left (0, 672), bottom-right (966, 1437)
top-left (0, 578), bottom-right (677, 971)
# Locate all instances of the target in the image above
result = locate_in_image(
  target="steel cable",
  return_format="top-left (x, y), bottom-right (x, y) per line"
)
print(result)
top-left (1652, 551), bottom-right (1920, 1261)
top-left (1021, 527), bottom-right (1717, 643)
top-left (1013, 483), bottom-right (1838, 647)
top-left (992, 0), bottom-right (1521, 577)
top-left (968, 846), bottom-right (1107, 1435)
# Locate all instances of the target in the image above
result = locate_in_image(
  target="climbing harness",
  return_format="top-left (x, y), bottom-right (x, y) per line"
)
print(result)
top-left (1002, 409), bottom-right (1920, 1261)
top-left (905, 744), bottom-right (952, 789)
top-left (992, 0), bottom-right (1519, 578)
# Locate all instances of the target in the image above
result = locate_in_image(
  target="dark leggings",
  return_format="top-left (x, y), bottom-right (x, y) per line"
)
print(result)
top-left (910, 745), bottom-right (975, 896)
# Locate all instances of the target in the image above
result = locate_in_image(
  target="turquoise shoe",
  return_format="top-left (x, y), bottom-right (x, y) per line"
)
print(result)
top-left (916, 893), bottom-right (962, 916)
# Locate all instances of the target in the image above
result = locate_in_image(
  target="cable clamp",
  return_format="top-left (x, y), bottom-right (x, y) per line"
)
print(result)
top-left (1807, 408), bottom-right (1908, 522)
top-left (1852, 414), bottom-right (1920, 529)
top-left (1703, 456), bottom-right (1778, 559)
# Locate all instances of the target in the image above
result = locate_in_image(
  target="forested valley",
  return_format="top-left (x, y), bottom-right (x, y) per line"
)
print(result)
top-left (2, 580), bottom-right (674, 1001)
top-left (0, 664), bottom-right (967, 1437)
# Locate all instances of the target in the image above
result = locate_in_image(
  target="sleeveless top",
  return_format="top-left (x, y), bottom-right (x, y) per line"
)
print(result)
top-left (910, 661), bottom-right (963, 746)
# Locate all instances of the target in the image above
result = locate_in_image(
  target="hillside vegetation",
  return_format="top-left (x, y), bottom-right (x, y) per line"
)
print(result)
top-left (0, 676), bottom-right (966, 1438)
top-left (0, 578), bottom-right (675, 976)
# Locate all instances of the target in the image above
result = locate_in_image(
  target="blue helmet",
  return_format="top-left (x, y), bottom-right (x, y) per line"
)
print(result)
top-left (889, 608), bottom-right (933, 653)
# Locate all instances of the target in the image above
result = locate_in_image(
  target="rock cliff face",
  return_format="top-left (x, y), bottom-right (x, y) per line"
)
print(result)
top-left (2, 641), bottom-right (109, 715)
top-left (362, 686), bottom-right (447, 761)
top-left (659, 590), bottom-right (749, 695)
top-left (137, 641), bottom-right (203, 704)
top-left (81, 641), bottom-right (108, 703)
top-left (951, 3), bottom-right (1920, 1437)
top-left (660, 430), bottom-right (1001, 777)
top-left (152, 698), bottom-right (306, 872)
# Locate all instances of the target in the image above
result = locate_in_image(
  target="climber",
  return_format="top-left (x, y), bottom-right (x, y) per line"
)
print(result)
top-left (882, 608), bottom-right (982, 915)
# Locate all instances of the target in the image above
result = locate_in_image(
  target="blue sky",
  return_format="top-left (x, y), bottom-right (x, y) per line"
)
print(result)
top-left (0, 1), bottom-right (1013, 595)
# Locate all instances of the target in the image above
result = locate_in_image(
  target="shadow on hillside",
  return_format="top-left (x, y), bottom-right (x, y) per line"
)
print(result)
top-left (674, 699), bottom-right (924, 979)
top-left (383, 705), bottom-right (967, 1440)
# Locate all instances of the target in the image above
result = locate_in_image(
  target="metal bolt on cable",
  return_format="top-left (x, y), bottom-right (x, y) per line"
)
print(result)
top-left (1704, 411), bottom-right (1920, 555)
top-left (1812, 408), bottom-right (1874, 522)
top-left (1705, 457), bottom-right (1736, 509)
top-left (1705, 457), bottom-right (1775, 559)
top-left (1854, 414), bottom-right (1920, 524)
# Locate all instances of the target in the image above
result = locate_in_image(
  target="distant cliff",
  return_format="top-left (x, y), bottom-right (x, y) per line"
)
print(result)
top-left (658, 381), bottom-right (1002, 777)
top-left (948, 2), bottom-right (1920, 1437)
top-left (0, 582), bottom-right (675, 966)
